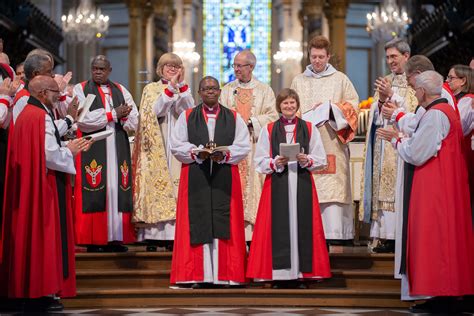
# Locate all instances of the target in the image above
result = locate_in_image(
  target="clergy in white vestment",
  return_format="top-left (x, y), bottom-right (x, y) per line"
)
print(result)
top-left (290, 35), bottom-right (359, 243)
top-left (247, 88), bottom-right (331, 287)
top-left (133, 53), bottom-right (194, 251)
top-left (170, 76), bottom-right (250, 288)
top-left (73, 55), bottom-right (138, 252)
top-left (220, 50), bottom-right (278, 241)
top-left (360, 39), bottom-right (416, 254)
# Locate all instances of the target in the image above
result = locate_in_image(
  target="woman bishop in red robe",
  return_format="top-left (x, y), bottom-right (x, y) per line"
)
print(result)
top-left (247, 88), bottom-right (331, 288)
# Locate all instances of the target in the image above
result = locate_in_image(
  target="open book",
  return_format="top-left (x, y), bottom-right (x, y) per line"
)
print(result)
top-left (192, 146), bottom-right (230, 155)
top-left (302, 101), bottom-right (348, 131)
top-left (302, 101), bottom-right (330, 127)
top-left (83, 130), bottom-right (114, 142)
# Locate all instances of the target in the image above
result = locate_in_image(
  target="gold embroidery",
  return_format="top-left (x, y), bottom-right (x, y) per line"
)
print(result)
top-left (359, 73), bottom-right (417, 220)
top-left (132, 82), bottom-right (177, 224)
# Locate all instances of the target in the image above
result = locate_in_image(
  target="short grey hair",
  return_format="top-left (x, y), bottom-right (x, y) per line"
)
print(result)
top-left (414, 70), bottom-right (443, 95)
top-left (384, 38), bottom-right (411, 55)
top-left (24, 54), bottom-right (51, 81)
top-left (236, 50), bottom-right (257, 66)
top-left (91, 55), bottom-right (111, 68)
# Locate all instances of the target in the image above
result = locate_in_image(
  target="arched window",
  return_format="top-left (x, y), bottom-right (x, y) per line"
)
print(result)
top-left (203, 0), bottom-right (272, 85)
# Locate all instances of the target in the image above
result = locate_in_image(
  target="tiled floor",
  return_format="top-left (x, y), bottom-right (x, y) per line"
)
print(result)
top-left (3, 307), bottom-right (474, 315)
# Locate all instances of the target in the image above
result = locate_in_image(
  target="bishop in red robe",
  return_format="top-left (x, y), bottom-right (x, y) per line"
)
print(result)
top-left (247, 88), bottom-right (331, 287)
top-left (0, 76), bottom-right (90, 311)
top-left (169, 77), bottom-right (250, 287)
top-left (377, 71), bottom-right (474, 313)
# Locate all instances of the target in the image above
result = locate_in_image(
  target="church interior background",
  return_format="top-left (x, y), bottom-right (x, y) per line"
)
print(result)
top-left (0, 0), bottom-right (474, 244)
top-left (1, 0), bottom-right (472, 235)
top-left (1, 0), bottom-right (473, 311)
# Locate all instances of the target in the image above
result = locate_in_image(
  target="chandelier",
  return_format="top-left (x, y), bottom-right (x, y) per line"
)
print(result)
top-left (61, 0), bottom-right (109, 43)
top-left (366, 0), bottom-right (411, 42)
top-left (173, 41), bottom-right (201, 72)
top-left (273, 40), bottom-right (303, 66)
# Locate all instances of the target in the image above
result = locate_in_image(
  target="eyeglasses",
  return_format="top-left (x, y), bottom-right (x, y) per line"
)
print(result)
top-left (231, 63), bottom-right (251, 69)
top-left (200, 87), bottom-right (220, 92)
top-left (44, 88), bottom-right (60, 93)
top-left (446, 75), bottom-right (461, 81)
top-left (164, 64), bottom-right (181, 70)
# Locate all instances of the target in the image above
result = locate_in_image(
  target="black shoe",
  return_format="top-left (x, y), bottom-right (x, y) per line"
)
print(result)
top-left (24, 297), bottom-right (63, 312)
top-left (87, 245), bottom-right (106, 252)
top-left (373, 240), bottom-right (395, 253)
top-left (165, 241), bottom-right (174, 252)
top-left (409, 300), bottom-right (435, 313)
top-left (191, 283), bottom-right (202, 289)
top-left (107, 244), bottom-right (128, 252)
top-left (409, 297), bottom-right (458, 314)
top-left (146, 245), bottom-right (158, 252)
top-left (296, 282), bottom-right (308, 289)
top-left (45, 298), bottom-right (64, 312)
top-left (272, 281), bottom-right (291, 289)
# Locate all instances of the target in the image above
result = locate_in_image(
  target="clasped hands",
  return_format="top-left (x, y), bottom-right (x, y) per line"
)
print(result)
top-left (376, 125), bottom-right (400, 143)
top-left (0, 77), bottom-right (21, 97)
top-left (169, 68), bottom-right (186, 91)
top-left (375, 77), bottom-right (393, 102)
top-left (274, 153), bottom-right (309, 168)
top-left (67, 137), bottom-right (94, 156)
top-left (115, 103), bottom-right (133, 119)
top-left (197, 151), bottom-right (225, 162)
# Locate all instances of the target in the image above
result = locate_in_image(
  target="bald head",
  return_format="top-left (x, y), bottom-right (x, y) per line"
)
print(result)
top-left (235, 50), bottom-right (257, 67)
top-left (29, 75), bottom-right (60, 110)
top-left (29, 75), bottom-right (58, 96)
top-left (0, 52), bottom-right (9, 65)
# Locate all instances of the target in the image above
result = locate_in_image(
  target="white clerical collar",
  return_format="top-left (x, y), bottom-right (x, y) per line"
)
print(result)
top-left (203, 104), bottom-right (219, 113)
top-left (235, 76), bottom-right (257, 89)
top-left (304, 63), bottom-right (337, 78)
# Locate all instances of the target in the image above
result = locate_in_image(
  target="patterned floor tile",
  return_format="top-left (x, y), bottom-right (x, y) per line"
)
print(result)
top-left (281, 309), bottom-right (348, 315)
top-left (218, 308), bottom-right (273, 314)
top-left (318, 308), bottom-right (380, 313)
top-left (78, 309), bottom-right (138, 314)
top-left (144, 308), bottom-right (205, 314)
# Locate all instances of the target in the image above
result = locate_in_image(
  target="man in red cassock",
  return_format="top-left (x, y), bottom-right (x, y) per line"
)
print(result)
top-left (0, 75), bottom-right (91, 312)
top-left (377, 70), bottom-right (474, 313)
top-left (169, 76), bottom-right (250, 288)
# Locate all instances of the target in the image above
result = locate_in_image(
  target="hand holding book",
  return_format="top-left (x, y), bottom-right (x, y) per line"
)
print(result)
top-left (192, 141), bottom-right (229, 162)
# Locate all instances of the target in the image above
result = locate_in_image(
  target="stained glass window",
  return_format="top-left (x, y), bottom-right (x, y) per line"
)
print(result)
top-left (203, 0), bottom-right (272, 85)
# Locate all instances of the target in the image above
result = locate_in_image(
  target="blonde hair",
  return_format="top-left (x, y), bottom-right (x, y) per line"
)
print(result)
top-left (156, 53), bottom-right (183, 78)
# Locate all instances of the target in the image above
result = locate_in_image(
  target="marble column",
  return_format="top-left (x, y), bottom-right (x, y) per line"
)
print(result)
top-left (151, 0), bottom-right (174, 82)
top-left (325, 0), bottom-right (349, 72)
top-left (140, 1), bottom-right (154, 88)
top-left (126, 0), bottom-right (142, 102)
top-left (299, 0), bottom-right (325, 67)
